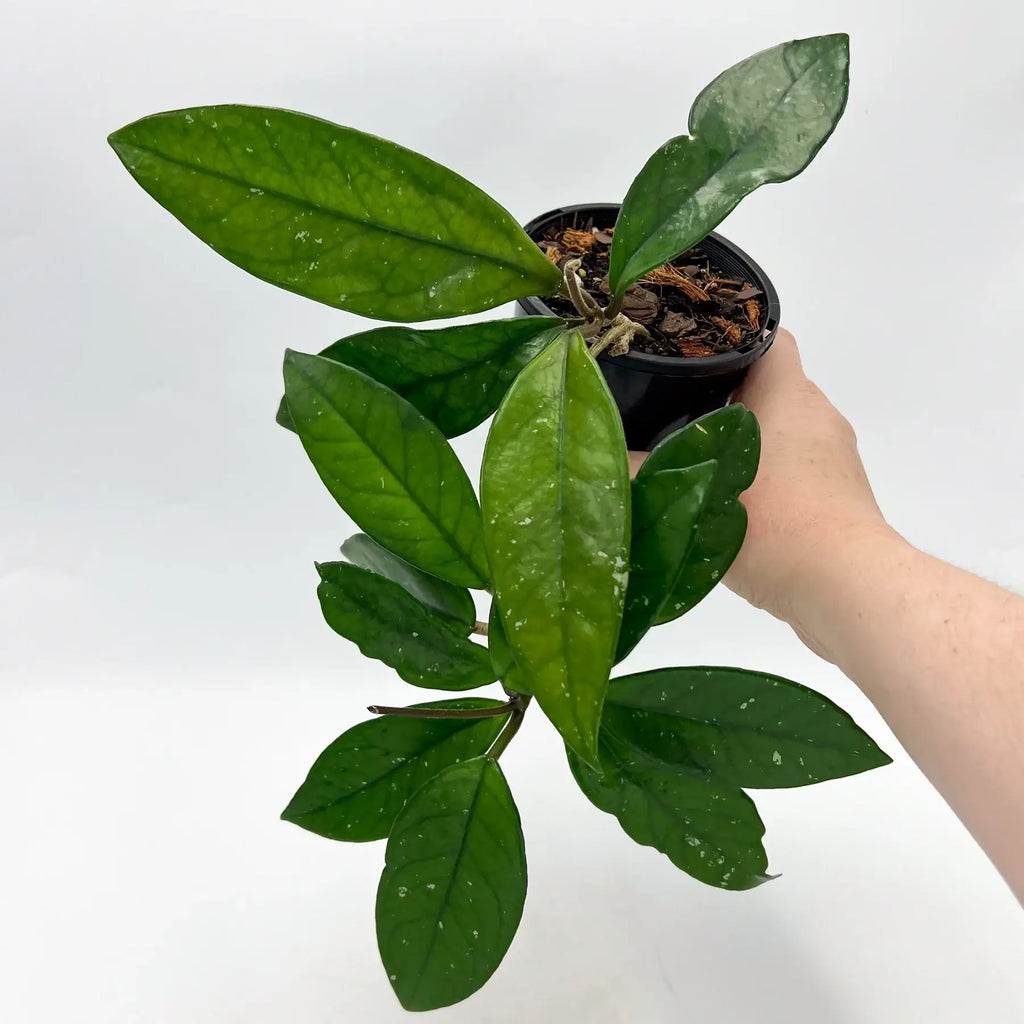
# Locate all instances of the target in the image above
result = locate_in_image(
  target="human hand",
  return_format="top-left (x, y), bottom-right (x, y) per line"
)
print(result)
top-left (723, 328), bottom-right (891, 630)
top-left (628, 329), bottom-right (891, 651)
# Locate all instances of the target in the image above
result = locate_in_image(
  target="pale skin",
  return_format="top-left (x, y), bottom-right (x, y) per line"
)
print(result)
top-left (630, 329), bottom-right (1024, 902)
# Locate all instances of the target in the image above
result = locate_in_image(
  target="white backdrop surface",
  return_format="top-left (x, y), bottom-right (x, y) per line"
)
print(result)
top-left (2, 1), bottom-right (1022, 1021)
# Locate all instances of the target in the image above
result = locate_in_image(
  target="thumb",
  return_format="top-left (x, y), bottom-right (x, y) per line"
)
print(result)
top-left (734, 328), bottom-right (805, 405)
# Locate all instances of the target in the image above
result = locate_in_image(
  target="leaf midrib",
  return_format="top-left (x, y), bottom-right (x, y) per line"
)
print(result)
top-left (605, 699), bottom-right (858, 754)
top-left (114, 137), bottom-right (546, 279)
top-left (409, 763), bottom-right (489, 1002)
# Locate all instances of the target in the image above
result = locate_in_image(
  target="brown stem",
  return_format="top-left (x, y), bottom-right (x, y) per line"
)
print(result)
top-left (367, 702), bottom-right (514, 720)
top-left (473, 620), bottom-right (489, 636)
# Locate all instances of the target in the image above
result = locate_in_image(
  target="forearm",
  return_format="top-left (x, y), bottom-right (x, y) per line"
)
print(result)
top-left (791, 525), bottom-right (1024, 899)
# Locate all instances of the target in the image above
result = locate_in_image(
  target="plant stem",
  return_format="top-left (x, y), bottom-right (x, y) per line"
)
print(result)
top-left (563, 259), bottom-right (601, 319)
top-left (367, 702), bottom-right (514, 719)
top-left (488, 694), bottom-right (532, 760)
top-left (472, 620), bottom-right (489, 636)
top-left (604, 292), bottom-right (624, 320)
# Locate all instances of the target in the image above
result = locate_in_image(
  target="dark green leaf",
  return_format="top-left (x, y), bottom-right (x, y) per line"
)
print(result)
top-left (376, 757), bottom-right (527, 1011)
top-left (638, 405), bottom-right (759, 622)
top-left (342, 533), bottom-right (476, 630)
top-left (277, 318), bottom-right (564, 438)
top-left (487, 600), bottom-right (531, 695)
top-left (569, 740), bottom-right (771, 890)
top-left (481, 331), bottom-right (630, 766)
top-left (109, 105), bottom-right (563, 321)
top-left (284, 350), bottom-right (488, 588)
top-left (281, 699), bottom-right (509, 841)
top-left (603, 666), bottom-right (893, 788)
top-left (616, 462), bottom-right (716, 661)
top-left (610, 35), bottom-right (849, 293)
top-left (316, 561), bottom-right (495, 690)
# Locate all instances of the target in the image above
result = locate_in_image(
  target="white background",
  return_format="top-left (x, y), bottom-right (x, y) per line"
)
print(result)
top-left (2, 1), bottom-right (1022, 1021)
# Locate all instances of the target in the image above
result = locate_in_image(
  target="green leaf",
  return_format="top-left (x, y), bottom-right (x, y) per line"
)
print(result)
top-left (481, 331), bottom-right (630, 767)
top-left (610, 35), bottom-right (849, 293)
top-left (486, 600), bottom-right (531, 695)
top-left (376, 757), bottom-right (527, 1011)
top-left (284, 350), bottom-right (488, 588)
top-left (569, 740), bottom-right (771, 890)
top-left (277, 318), bottom-right (564, 438)
top-left (616, 462), bottom-right (716, 661)
top-left (638, 405), bottom-right (759, 622)
top-left (281, 699), bottom-right (509, 841)
top-left (341, 533), bottom-right (476, 630)
top-left (602, 666), bottom-right (893, 788)
top-left (108, 105), bottom-right (563, 321)
top-left (316, 561), bottom-right (495, 690)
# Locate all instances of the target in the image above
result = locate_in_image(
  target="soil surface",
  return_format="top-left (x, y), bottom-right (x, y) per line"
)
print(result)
top-left (537, 217), bottom-right (767, 358)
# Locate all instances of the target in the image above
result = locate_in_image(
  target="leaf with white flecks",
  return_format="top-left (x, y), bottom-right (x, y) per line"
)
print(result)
top-left (109, 105), bottom-right (563, 320)
top-left (376, 757), bottom-right (527, 1010)
top-left (281, 700), bottom-right (509, 841)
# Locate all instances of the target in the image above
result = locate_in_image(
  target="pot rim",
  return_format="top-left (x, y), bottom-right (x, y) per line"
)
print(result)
top-left (518, 202), bottom-right (781, 379)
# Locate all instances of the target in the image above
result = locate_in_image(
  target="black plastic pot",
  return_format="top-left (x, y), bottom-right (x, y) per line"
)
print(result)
top-left (516, 203), bottom-right (781, 451)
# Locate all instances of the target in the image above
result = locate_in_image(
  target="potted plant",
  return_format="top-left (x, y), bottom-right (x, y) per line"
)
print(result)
top-left (109, 33), bottom-right (890, 1012)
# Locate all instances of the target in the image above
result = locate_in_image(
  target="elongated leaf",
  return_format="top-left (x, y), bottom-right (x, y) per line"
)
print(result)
top-left (109, 105), bottom-right (562, 321)
top-left (487, 600), bottom-right (531, 695)
top-left (569, 739), bottom-right (771, 890)
top-left (342, 533), bottom-right (475, 630)
top-left (602, 667), bottom-right (892, 788)
top-left (616, 462), bottom-right (716, 661)
top-left (638, 405), bottom-right (759, 622)
top-left (377, 757), bottom-right (527, 1011)
top-left (277, 318), bottom-right (564, 438)
top-left (282, 699), bottom-right (509, 841)
top-left (481, 331), bottom-right (629, 766)
top-left (610, 35), bottom-right (849, 293)
top-left (316, 562), bottom-right (495, 690)
top-left (284, 351), bottom-right (488, 588)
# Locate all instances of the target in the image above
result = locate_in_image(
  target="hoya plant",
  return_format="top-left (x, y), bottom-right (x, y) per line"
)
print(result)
top-left (110, 33), bottom-right (890, 1011)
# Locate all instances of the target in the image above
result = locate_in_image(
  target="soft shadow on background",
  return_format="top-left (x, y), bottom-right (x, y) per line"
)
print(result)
top-left (2, 1), bottom-right (1023, 1021)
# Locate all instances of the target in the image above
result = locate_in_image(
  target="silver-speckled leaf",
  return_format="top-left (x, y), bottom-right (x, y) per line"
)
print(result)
top-left (480, 331), bottom-right (630, 767)
top-left (376, 758), bottom-right (526, 1010)
top-left (109, 106), bottom-right (563, 321)
top-left (602, 666), bottom-right (893, 788)
top-left (610, 35), bottom-right (849, 293)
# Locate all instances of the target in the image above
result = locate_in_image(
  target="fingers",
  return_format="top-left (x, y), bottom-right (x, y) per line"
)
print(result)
top-left (628, 450), bottom-right (647, 479)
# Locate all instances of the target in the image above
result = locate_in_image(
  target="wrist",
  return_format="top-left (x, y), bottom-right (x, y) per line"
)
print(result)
top-left (783, 517), bottom-right (910, 664)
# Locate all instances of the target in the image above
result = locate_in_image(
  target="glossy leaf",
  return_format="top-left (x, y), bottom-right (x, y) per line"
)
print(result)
top-left (109, 105), bottom-right (562, 321)
top-left (616, 462), bottom-right (716, 662)
top-left (610, 35), bottom-right (850, 293)
top-left (284, 350), bottom-right (488, 588)
top-left (377, 757), bottom-right (527, 1011)
top-left (281, 699), bottom-right (509, 841)
top-left (341, 533), bottom-right (476, 630)
top-left (481, 331), bottom-right (630, 766)
top-left (486, 601), bottom-right (531, 695)
top-left (638, 404), bottom-right (759, 622)
top-left (602, 667), bottom-right (893, 788)
top-left (316, 561), bottom-right (495, 690)
top-left (277, 318), bottom-right (564, 438)
top-left (569, 739), bottom-right (771, 890)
